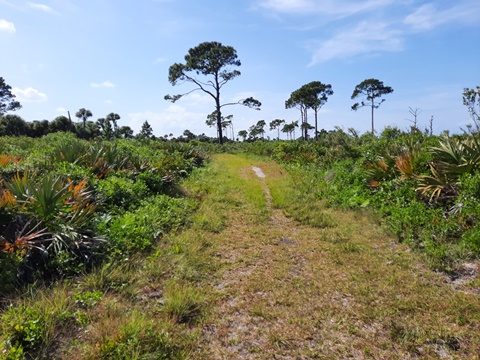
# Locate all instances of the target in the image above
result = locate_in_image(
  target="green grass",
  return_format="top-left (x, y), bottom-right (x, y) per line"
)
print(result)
top-left (192, 154), bottom-right (480, 359)
top-left (266, 163), bottom-right (337, 228)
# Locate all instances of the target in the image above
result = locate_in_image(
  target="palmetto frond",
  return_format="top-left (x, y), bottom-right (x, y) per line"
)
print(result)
top-left (363, 156), bottom-right (396, 181)
top-left (395, 151), bottom-right (415, 180)
top-left (416, 164), bottom-right (457, 200)
top-left (431, 136), bottom-right (480, 177)
top-left (416, 135), bottom-right (480, 199)
top-left (0, 219), bottom-right (51, 255)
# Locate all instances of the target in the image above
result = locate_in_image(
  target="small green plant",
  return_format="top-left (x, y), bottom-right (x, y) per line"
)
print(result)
top-left (73, 290), bottom-right (104, 309)
top-left (1, 308), bottom-right (45, 356)
top-left (74, 311), bottom-right (90, 326)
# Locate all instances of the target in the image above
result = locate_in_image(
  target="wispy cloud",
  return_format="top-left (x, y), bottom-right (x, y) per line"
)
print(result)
top-left (257, 0), bottom-right (394, 17)
top-left (28, 2), bottom-right (59, 15)
top-left (309, 21), bottom-right (403, 64)
top-left (271, 0), bottom-right (480, 64)
top-left (13, 87), bottom-right (48, 102)
top-left (0, 19), bottom-right (15, 33)
top-left (404, 2), bottom-right (480, 31)
top-left (90, 81), bottom-right (116, 88)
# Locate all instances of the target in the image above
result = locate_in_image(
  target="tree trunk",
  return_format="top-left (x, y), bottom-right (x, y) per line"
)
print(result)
top-left (216, 101), bottom-right (223, 144)
top-left (305, 108), bottom-right (309, 140)
top-left (371, 99), bottom-right (375, 134)
top-left (214, 75), bottom-right (224, 145)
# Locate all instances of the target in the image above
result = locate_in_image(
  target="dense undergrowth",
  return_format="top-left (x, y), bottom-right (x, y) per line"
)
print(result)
top-left (227, 127), bottom-right (480, 274)
top-left (0, 132), bottom-right (209, 358)
top-left (0, 133), bottom-right (207, 290)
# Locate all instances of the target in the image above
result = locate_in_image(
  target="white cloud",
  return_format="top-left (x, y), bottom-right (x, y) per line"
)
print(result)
top-left (0, 19), bottom-right (15, 33)
top-left (404, 2), bottom-right (480, 31)
top-left (257, 0), bottom-right (313, 13)
top-left (309, 21), bottom-right (403, 64)
top-left (404, 4), bottom-right (437, 31)
top-left (12, 87), bottom-right (48, 103)
top-left (28, 2), bottom-right (59, 15)
top-left (257, 0), bottom-right (394, 17)
top-left (104, 100), bottom-right (112, 104)
top-left (56, 107), bottom-right (66, 113)
top-left (90, 81), bottom-right (115, 88)
top-left (128, 105), bottom-right (211, 136)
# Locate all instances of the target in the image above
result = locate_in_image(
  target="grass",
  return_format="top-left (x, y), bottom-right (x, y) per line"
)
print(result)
top-left (265, 162), bottom-right (337, 228)
top-left (195, 154), bottom-right (480, 359)
top-left (162, 281), bottom-right (206, 324)
top-left (1, 152), bottom-right (480, 359)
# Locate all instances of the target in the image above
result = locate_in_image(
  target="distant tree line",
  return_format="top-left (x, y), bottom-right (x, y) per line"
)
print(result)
top-left (0, 110), bottom-right (156, 140)
top-left (0, 111), bottom-right (224, 143)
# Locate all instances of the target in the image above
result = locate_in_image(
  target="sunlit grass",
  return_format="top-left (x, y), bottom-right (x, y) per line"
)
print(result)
top-left (264, 162), bottom-right (337, 228)
top-left (196, 154), bottom-right (480, 359)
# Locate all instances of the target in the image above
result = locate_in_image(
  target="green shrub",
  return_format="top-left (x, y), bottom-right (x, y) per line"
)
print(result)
top-left (320, 159), bottom-right (371, 209)
top-left (458, 172), bottom-right (480, 210)
top-left (461, 225), bottom-right (480, 254)
top-left (51, 161), bottom-right (94, 183)
top-left (95, 174), bottom-right (149, 212)
top-left (138, 170), bottom-right (169, 194)
top-left (98, 195), bottom-right (196, 254)
top-left (383, 201), bottom-right (435, 243)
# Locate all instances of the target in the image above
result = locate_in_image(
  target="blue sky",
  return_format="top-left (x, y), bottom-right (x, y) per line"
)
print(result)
top-left (1, 0), bottom-right (479, 139)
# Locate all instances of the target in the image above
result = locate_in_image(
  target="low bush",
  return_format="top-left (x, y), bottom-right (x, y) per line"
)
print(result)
top-left (96, 195), bottom-right (196, 255)
top-left (95, 174), bottom-right (149, 212)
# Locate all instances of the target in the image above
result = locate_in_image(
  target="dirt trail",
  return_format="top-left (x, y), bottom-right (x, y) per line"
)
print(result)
top-left (202, 162), bottom-right (306, 359)
top-left (199, 156), bottom-right (480, 359)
